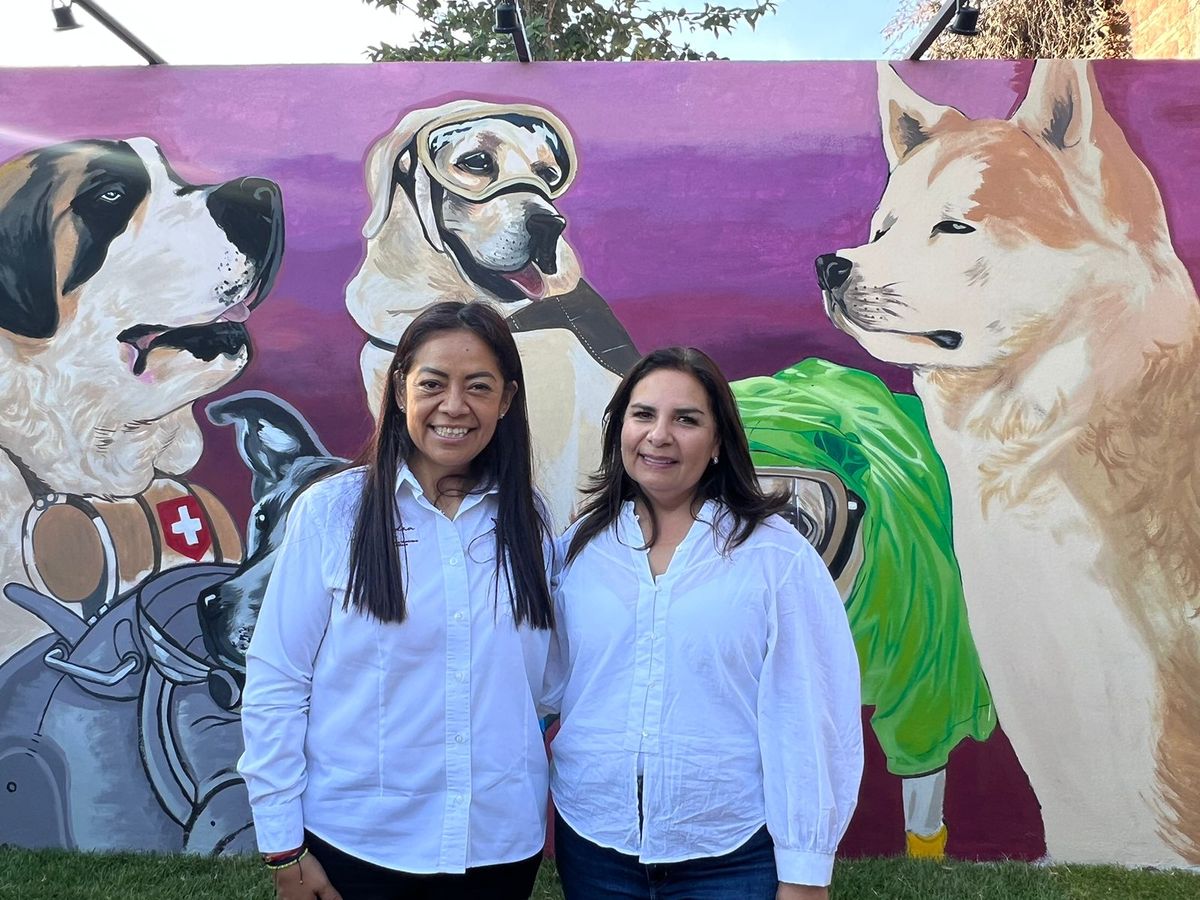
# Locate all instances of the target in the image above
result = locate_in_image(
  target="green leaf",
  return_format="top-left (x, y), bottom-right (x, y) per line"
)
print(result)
top-left (364, 0), bottom-right (777, 61)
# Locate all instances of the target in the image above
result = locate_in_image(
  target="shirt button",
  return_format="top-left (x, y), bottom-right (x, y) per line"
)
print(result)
top-left (454, 793), bottom-right (465, 804)
top-left (642, 731), bottom-right (649, 738)
top-left (455, 670), bottom-right (467, 683)
top-left (449, 556), bottom-right (461, 567)
top-left (454, 611), bottom-right (465, 622)
top-left (455, 733), bottom-right (465, 744)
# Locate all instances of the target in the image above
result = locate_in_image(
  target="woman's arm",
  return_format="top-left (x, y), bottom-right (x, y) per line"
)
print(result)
top-left (238, 489), bottom-right (335, 855)
top-left (536, 530), bottom-right (572, 719)
top-left (758, 541), bottom-right (864, 888)
top-left (778, 885), bottom-right (828, 900)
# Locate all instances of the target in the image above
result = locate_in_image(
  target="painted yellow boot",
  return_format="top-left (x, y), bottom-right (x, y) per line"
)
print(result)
top-left (905, 824), bottom-right (948, 860)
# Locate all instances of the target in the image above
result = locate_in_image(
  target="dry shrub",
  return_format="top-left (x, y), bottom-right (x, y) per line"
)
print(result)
top-left (885, 0), bottom-right (1132, 59)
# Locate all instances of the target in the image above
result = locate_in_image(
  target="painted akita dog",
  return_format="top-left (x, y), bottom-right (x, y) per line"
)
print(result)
top-left (817, 61), bottom-right (1200, 867)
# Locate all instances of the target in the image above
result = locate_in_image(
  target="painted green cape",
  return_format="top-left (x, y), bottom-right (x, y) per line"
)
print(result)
top-left (734, 359), bottom-right (995, 775)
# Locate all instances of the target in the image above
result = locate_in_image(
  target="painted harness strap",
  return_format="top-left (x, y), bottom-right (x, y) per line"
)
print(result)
top-left (20, 479), bottom-right (241, 620)
top-left (367, 280), bottom-right (641, 378)
top-left (507, 279), bottom-right (641, 377)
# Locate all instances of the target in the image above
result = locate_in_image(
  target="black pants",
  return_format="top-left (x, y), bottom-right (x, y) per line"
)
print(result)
top-left (304, 830), bottom-right (543, 900)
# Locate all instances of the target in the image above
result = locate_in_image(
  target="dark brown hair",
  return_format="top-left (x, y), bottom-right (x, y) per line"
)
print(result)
top-left (346, 301), bottom-right (552, 628)
top-left (567, 346), bottom-right (788, 563)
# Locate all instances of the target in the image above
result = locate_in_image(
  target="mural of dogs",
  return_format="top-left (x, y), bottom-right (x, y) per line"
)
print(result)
top-left (0, 138), bottom-right (284, 660)
top-left (0, 391), bottom-right (341, 854)
top-left (345, 99), bottom-right (639, 527)
top-left (817, 61), bottom-right (1200, 866)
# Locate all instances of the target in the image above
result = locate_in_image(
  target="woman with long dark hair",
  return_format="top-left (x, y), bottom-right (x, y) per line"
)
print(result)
top-left (547, 347), bottom-right (862, 900)
top-left (240, 301), bottom-right (553, 900)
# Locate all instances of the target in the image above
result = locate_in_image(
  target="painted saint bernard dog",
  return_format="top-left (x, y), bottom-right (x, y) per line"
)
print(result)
top-left (0, 137), bottom-right (283, 660)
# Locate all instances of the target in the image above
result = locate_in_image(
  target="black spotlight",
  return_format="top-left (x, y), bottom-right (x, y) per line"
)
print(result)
top-left (494, 0), bottom-right (520, 34)
top-left (492, 0), bottom-right (531, 62)
top-left (52, 1), bottom-right (81, 31)
top-left (948, 1), bottom-right (980, 36)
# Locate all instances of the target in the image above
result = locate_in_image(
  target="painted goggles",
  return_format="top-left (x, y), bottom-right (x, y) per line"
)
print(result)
top-left (414, 104), bottom-right (578, 203)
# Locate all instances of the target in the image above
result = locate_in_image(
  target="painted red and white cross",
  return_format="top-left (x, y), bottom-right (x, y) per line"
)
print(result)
top-left (172, 506), bottom-right (203, 545)
top-left (157, 495), bottom-right (212, 561)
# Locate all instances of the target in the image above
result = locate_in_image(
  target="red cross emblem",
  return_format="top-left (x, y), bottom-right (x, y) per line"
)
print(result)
top-left (157, 496), bottom-right (212, 561)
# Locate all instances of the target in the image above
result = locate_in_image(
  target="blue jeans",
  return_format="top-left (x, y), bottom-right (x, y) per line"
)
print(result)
top-left (554, 811), bottom-right (777, 900)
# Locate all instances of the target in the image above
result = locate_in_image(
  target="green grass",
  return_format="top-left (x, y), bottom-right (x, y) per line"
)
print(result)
top-left (0, 849), bottom-right (1197, 899)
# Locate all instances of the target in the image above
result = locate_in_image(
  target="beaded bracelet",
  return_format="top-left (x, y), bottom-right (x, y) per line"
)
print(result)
top-left (263, 847), bottom-right (308, 870)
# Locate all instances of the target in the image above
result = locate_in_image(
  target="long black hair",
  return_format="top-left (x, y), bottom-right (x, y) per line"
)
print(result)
top-left (567, 346), bottom-right (788, 564)
top-left (345, 301), bottom-right (552, 628)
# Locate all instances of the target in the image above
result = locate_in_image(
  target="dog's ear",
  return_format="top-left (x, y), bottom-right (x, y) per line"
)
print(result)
top-left (362, 127), bottom-right (416, 241)
top-left (1012, 60), bottom-right (1104, 185)
top-left (876, 62), bottom-right (964, 170)
top-left (362, 126), bottom-right (446, 253)
top-left (0, 163), bottom-right (59, 339)
top-left (206, 390), bottom-right (330, 502)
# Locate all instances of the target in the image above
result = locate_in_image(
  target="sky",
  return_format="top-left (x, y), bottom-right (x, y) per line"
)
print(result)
top-left (1, 0), bottom-right (899, 66)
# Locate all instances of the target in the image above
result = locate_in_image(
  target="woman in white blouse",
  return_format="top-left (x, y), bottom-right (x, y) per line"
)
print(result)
top-left (546, 347), bottom-right (863, 900)
top-left (239, 301), bottom-right (554, 900)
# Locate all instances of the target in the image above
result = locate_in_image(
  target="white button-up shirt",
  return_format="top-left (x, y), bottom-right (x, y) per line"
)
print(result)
top-left (545, 501), bottom-right (862, 886)
top-left (238, 465), bottom-right (551, 873)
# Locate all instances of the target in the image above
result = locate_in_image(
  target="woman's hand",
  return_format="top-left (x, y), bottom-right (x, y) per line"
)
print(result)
top-left (777, 883), bottom-right (828, 900)
top-left (273, 852), bottom-right (343, 900)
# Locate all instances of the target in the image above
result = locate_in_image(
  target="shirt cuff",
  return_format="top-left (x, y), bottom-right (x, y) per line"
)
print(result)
top-left (251, 802), bottom-right (305, 854)
top-left (774, 846), bottom-right (835, 886)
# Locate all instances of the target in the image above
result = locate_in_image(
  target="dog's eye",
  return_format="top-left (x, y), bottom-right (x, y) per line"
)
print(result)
top-left (254, 511), bottom-right (268, 526)
top-left (534, 165), bottom-right (560, 186)
top-left (455, 152), bottom-right (495, 175)
top-left (97, 188), bottom-right (125, 204)
top-left (932, 220), bottom-right (975, 235)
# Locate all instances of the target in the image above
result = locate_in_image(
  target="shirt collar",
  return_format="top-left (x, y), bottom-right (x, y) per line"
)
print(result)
top-left (396, 462), bottom-right (499, 517)
top-left (619, 497), bottom-right (722, 541)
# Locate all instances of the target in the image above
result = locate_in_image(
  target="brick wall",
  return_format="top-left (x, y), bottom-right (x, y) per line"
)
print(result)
top-left (1125, 0), bottom-right (1200, 57)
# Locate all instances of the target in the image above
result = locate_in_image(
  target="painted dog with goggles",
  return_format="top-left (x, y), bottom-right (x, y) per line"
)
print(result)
top-left (346, 99), bottom-right (638, 526)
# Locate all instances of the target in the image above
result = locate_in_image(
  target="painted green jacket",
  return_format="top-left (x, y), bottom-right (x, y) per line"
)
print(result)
top-left (733, 358), bottom-right (995, 775)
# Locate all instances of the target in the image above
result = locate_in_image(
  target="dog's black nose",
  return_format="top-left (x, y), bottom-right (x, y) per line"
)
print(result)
top-left (527, 213), bottom-right (566, 274)
top-left (207, 177), bottom-right (285, 301)
top-left (815, 254), bottom-right (853, 291)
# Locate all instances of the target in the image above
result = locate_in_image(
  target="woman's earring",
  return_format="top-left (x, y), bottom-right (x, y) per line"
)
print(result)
top-left (711, 455), bottom-right (719, 465)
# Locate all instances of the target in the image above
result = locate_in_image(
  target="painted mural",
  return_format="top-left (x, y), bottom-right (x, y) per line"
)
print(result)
top-left (0, 59), bottom-right (1196, 868)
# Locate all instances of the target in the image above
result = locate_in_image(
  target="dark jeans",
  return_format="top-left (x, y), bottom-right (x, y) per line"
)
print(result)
top-left (304, 830), bottom-right (543, 900)
top-left (554, 812), bottom-right (777, 900)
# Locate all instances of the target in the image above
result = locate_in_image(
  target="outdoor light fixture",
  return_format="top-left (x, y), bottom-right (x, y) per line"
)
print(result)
top-left (908, 0), bottom-right (982, 59)
top-left (51, 1), bottom-right (81, 30)
top-left (948, 1), bottom-right (981, 36)
top-left (50, 0), bottom-right (168, 65)
top-left (493, 0), bottom-right (533, 63)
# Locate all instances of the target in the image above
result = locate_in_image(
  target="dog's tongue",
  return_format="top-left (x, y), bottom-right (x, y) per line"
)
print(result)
top-left (219, 300), bottom-right (252, 323)
top-left (503, 264), bottom-right (547, 300)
